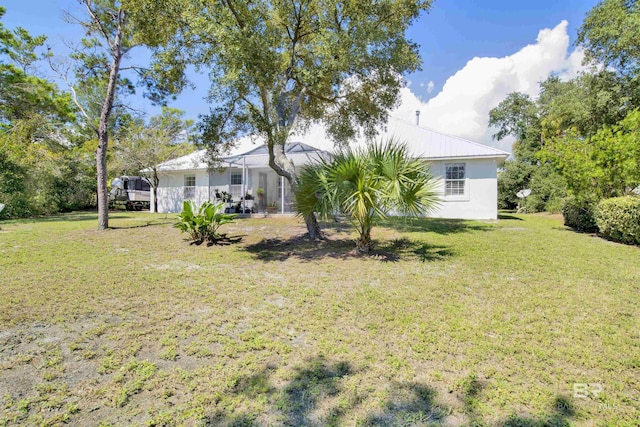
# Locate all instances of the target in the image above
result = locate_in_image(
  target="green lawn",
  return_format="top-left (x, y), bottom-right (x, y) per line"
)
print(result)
top-left (0, 212), bottom-right (638, 426)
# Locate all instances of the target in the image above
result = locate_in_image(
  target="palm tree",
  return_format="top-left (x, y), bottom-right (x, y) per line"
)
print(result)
top-left (296, 138), bottom-right (439, 252)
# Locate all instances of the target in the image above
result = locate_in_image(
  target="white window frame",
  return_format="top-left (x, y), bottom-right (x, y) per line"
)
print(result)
top-left (444, 163), bottom-right (468, 200)
top-left (183, 175), bottom-right (196, 201)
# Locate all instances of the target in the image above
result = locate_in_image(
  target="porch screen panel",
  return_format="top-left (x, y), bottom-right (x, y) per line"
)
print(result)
top-left (230, 173), bottom-right (243, 200)
top-left (277, 177), bottom-right (292, 212)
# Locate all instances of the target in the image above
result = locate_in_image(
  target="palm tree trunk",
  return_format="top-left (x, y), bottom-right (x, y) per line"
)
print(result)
top-left (305, 211), bottom-right (322, 240)
top-left (356, 226), bottom-right (373, 252)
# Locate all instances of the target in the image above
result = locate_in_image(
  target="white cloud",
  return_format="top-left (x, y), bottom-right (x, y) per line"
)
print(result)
top-left (391, 20), bottom-right (587, 150)
top-left (426, 81), bottom-right (435, 94)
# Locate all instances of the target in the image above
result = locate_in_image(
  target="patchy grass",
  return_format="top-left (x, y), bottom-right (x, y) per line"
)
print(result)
top-left (0, 211), bottom-right (638, 426)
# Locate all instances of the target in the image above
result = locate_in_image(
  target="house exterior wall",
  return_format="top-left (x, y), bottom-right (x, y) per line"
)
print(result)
top-left (428, 158), bottom-right (498, 220)
top-left (155, 170), bottom-right (214, 213)
top-left (154, 168), bottom-right (293, 213)
top-left (154, 158), bottom-right (499, 219)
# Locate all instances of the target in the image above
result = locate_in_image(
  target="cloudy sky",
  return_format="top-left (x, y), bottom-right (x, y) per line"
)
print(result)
top-left (394, 21), bottom-right (587, 150)
top-left (3, 0), bottom-right (599, 151)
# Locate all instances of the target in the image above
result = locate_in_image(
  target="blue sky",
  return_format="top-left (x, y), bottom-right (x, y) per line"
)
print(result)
top-left (408, 0), bottom-right (598, 99)
top-left (2, 0), bottom-right (600, 148)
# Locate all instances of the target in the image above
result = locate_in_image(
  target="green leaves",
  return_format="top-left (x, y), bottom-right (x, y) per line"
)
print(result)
top-left (295, 138), bottom-right (438, 251)
top-left (578, 0), bottom-right (640, 75)
top-left (137, 0), bottom-right (432, 149)
top-left (540, 109), bottom-right (640, 200)
top-left (174, 200), bottom-right (237, 244)
top-left (595, 196), bottom-right (640, 245)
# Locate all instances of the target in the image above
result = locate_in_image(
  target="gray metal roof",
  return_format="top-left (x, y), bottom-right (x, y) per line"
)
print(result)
top-left (224, 142), bottom-right (331, 167)
top-left (379, 118), bottom-right (510, 160)
top-left (155, 121), bottom-right (509, 172)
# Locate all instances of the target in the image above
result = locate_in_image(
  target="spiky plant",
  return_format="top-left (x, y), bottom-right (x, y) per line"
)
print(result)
top-left (296, 138), bottom-right (439, 252)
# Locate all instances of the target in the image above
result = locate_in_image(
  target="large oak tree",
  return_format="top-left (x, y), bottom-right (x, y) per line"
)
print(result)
top-left (137, 0), bottom-right (433, 238)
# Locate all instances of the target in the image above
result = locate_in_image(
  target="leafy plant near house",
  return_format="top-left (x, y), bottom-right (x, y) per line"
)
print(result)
top-left (296, 138), bottom-right (439, 252)
top-left (174, 200), bottom-right (236, 244)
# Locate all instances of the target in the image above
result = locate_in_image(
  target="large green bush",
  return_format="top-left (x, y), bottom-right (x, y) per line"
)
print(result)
top-left (562, 196), bottom-right (598, 232)
top-left (595, 196), bottom-right (640, 245)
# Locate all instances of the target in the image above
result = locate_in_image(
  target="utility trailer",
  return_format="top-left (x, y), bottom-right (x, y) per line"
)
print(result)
top-left (108, 176), bottom-right (151, 211)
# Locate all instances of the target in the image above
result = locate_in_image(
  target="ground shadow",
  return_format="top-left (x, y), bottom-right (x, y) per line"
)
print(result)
top-left (379, 217), bottom-right (493, 235)
top-left (203, 357), bottom-right (578, 426)
top-left (207, 234), bottom-right (244, 246)
top-left (184, 234), bottom-right (245, 246)
top-left (498, 214), bottom-right (524, 221)
top-left (497, 395), bottom-right (575, 427)
top-left (460, 373), bottom-right (575, 427)
top-left (206, 357), bottom-right (449, 427)
top-left (243, 235), bottom-right (455, 263)
top-left (0, 213), bottom-right (106, 224)
top-left (362, 381), bottom-right (449, 426)
top-left (109, 219), bottom-right (175, 229)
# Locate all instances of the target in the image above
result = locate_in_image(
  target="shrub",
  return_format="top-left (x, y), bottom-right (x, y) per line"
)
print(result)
top-left (595, 196), bottom-right (640, 245)
top-left (562, 196), bottom-right (598, 232)
top-left (174, 200), bottom-right (236, 244)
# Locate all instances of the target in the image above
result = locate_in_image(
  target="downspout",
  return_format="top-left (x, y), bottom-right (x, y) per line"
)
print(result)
top-left (228, 162), bottom-right (232, 200)
top-left (281, 175), bottom-right (285, 214)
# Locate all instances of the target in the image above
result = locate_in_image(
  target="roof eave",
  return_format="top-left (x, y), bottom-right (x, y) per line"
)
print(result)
top-left (424, 153), bottom-right (510, 161)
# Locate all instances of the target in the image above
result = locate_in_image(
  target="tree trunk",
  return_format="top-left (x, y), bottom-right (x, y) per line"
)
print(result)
top-left (95, 8), bottom-right (125, 230)
top-left (267, 140), bottom-right (324, 240)
top-left (305, 211), bottom-right (323, 240)
top-left (96, 131), bottom-right (109, 229)
top-left (152, 168), bottom-right (159, 213)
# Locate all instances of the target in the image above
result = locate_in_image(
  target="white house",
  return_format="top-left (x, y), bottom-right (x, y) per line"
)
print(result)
top-left (153, 142), bottom-right (330, 215)
top-left (152, 121), bottom-right (509, 219)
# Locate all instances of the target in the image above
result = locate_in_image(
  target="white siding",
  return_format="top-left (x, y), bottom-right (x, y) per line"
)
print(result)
top-left (156, 170), bottom-right (210, 213)
top-left (428, 158), bottom-right (498, 220)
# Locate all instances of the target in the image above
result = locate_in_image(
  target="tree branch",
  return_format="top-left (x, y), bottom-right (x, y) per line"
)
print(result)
top-left (83, 0), bottom-right (114, 51)
top-left (224, 0), bottom-right (245, 29)
top-left (286, 86), bottom-right (306, 126)
top-left (47, 56), bottom-right (98, 134)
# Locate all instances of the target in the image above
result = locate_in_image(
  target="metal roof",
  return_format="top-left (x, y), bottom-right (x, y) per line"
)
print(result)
top-left (379, 118), bottom-right (510, 160)
top-left (224, 142), bottom-right (331, 167)
top-left (155, 120), bottom-right (509, 172)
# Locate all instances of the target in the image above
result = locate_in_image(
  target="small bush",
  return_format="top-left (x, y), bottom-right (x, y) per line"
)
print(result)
top-left (595, 196), bottom-right (640, 245)
top-left (562, 196), bottom-right (598, 232)
top-left (174, 200), bottom-right (236, 244)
